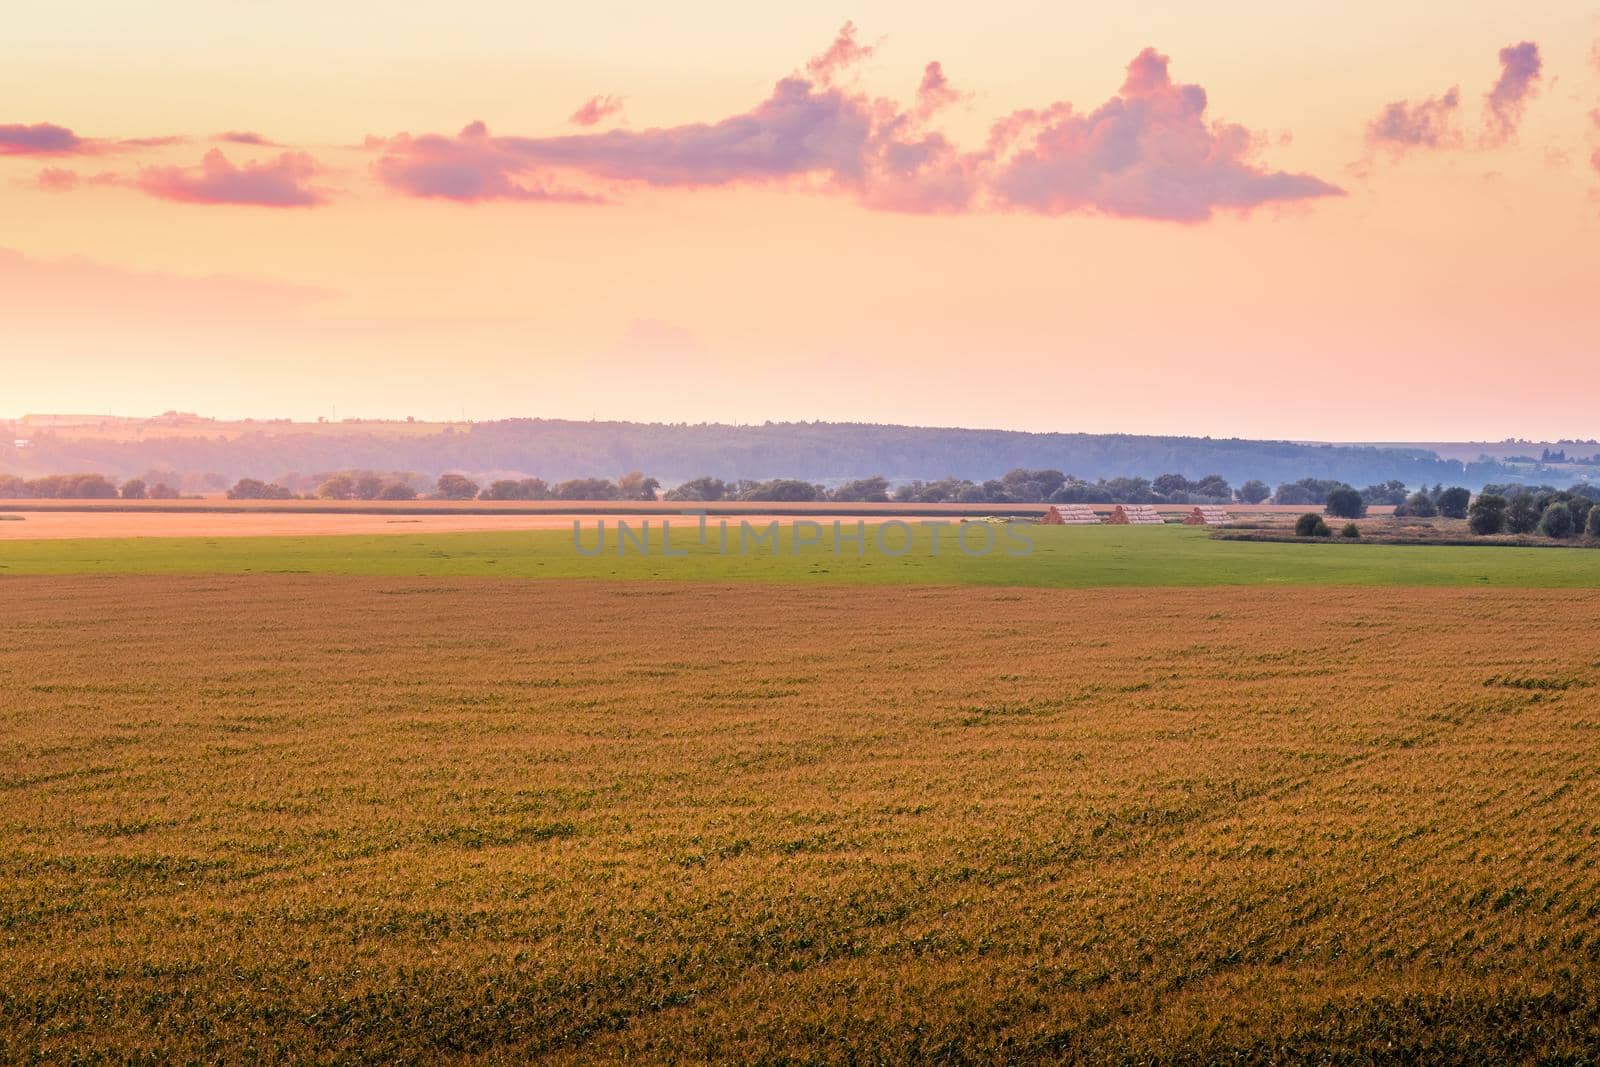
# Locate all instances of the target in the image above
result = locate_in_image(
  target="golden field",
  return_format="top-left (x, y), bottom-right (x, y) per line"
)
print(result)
top-left (2, 576), bottom-right (1598, 1062)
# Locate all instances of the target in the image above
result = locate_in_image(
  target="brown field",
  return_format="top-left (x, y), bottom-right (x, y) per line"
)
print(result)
top-left (2, 577), bottom-right (1598, 1062)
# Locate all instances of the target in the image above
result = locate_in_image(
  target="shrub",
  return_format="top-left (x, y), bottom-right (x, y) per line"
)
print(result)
top-left (1437, 487), bottom-right (1471, 519)
top-left (1539, 502), bottom-right (1577, 539)
top-left (1296, 513), bottom-right (1332, 537)
top-left (1468, 494), bottom-right (1507, 535)
top-left (1341, 522), bottom-right (1361, 539)
top-left (1325, 487), bottom-right (1366, 519)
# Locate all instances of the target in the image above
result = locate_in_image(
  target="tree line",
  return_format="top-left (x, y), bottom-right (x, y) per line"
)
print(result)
top-left (3, 417), bottom-right (1560, 489)
top-left (5, 467), bottom-right (1597, 542)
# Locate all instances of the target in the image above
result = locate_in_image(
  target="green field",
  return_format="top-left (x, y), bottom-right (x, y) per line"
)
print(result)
top-left (2, 523), bottom-right (1597, 586)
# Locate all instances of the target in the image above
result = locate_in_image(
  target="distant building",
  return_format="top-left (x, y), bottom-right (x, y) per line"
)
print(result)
top-left (12, 439), bottom-right (31, 449)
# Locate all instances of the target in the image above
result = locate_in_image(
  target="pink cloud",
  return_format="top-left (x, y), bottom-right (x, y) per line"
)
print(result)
top-left (806, 21), bottom-right (875, 85)
top-left (569, 95), bottom-right (623, 127)
top-left (35, 167), bottom-right (80, 191)
top-left (1590, 108), bottom-right (1600, 177)
top-left (0, 122), bottom-right (86, 156)
top-left (135, 149), bottom-right (327, 207)
top-left (986, 48), bottom-right (1342, 222)
top-left (370, 121), bottom-right (601, 203)
top-left (502, 81), bottom-right (879, 187)
top-left (216, 131), bottom-right (280, 146)
top-left (1367, 87), bottom-right (1461, 151)
top-left (496, 76), bottom-right (981, 213)
top-left (914, 62), bottom-right (964, 121)
top-left (1484, 41), bottom-right (1542, 144)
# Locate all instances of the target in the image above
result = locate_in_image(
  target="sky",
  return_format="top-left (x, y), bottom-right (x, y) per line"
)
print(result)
top-left (4, 1), bottom-right (1599, 440)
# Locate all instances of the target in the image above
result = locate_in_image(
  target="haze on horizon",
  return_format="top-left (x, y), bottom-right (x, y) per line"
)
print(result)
top-left (4, 2), bottom-right (1599, 442)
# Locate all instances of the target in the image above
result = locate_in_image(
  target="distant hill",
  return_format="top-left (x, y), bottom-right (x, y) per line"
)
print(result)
top-left (0, 416), bottom-right (1584, 490)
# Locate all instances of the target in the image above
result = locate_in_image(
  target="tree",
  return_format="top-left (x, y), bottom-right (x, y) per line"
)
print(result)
top-left (1152, 473), bottom-right (1190, 499)
top-left (1274, 483), bottom-right (1315, 505)
top-left (665, 476), bottom-right (728, 502)
top-left (1325, 487), bottom-right (1366, 519)
top-left (1539, 502), bottom-right (1577, 539)
top-left (316, 474), bottom-right (357, 500)
top-left (1237, 480), bottom-right (1271, 505)
top-left (377, 481), bottom-right (418, 500)
top-left (1436, 487), bottom-right (1471, 519)
top-left (553, 477), bottom-right (619, 500)
top-left (480, 478), bottom-right (549, 501)
top-left (227, 478), bottom-right (267, 500)
top-left (1099, 477), bottom-right (1154, 504)
top-left (120, 478), bottom-right (147, 500)
top-left (433, 473), bottom-right (480, 500)
top-left (1399, 491), bottom-right (1436, 518)
top-left (999, 469), bottom-right (1069, 502)
top-left (1468, 494), bottom-right (1507, 535)
top-left (1359, 480), bottom-right (1409, 506)
top-left (832, 476), bottom-right (890, 503)
top-left (1505, 493), bottom-right (1541, 535)
top-left (226, 477), bottom-right (294, 500)
top-left (1296, 513), bottom-right (1332, 537)
top-left (354, 473), bottom-right (385, 500)
top-left (738, 478), bottom-right (820, 502)
top-left (148, 482), bottom-right (180, 500)
top-left (617, 471), bottom-right (661, 501)
top-left (1191, 474), bottom-right (1231, 501)
top-left (1341, 522), bottom-right (1361, 539)
top-left (480, 480), bottom-right (523, 501)
top-left (1587, 504), bottom-right (1600, 539)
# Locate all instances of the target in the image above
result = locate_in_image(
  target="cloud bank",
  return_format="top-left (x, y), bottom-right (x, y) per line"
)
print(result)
top-left (367, 33), bottom-right (1339, 222)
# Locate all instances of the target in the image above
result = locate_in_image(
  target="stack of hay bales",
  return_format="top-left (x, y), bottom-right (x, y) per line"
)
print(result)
top-left (1040, 504), bottom-right (1102, 525)
top-left (1184, 506), bottom-right (1233, 525)
top-left (1107, 504), bottom-right (1165, 525)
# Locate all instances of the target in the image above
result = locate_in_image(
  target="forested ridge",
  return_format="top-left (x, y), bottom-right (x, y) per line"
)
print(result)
top-left (0, 418), bottom-right (1557, 489)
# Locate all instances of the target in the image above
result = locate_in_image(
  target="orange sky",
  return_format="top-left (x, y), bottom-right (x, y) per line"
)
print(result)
top-left (3, 3), bottom-right (1599, 439)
